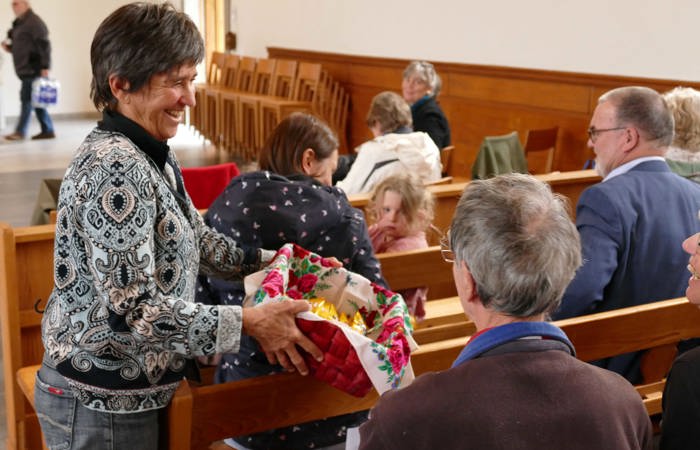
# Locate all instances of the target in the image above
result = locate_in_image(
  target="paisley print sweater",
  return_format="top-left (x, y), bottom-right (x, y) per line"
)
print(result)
top-left (41, 112), bottom-right (264, 413)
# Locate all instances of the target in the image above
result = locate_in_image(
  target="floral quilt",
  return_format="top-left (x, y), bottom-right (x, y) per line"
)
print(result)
top-left (244, 243), bottom-right (417, 397)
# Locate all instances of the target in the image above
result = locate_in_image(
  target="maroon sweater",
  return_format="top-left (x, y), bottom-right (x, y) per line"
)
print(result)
top-left (359, 340), bottom-right (652, 450)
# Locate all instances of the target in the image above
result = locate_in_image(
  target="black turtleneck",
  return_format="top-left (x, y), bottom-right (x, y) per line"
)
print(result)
top-left (98, 109), bottom-right (170, 171)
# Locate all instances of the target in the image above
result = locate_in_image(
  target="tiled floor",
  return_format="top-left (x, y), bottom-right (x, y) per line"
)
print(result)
top-left (0, 115), bottom-right (254, 446)
top-left (0, 115), bottom-right (251, 227)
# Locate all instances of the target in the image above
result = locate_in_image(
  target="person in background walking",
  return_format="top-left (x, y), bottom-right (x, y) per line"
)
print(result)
top-left (2, 0), bottom-right (55, 141)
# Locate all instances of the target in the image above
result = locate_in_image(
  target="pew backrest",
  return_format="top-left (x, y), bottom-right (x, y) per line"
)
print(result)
top-left (377, 246), bottom-right (456, 300)
top-left (411, 297), bottom-right (700, 415)
top-left (348, 169), bottom-right (601, 231)
top-left (0, 222), bottom-right (55, 450)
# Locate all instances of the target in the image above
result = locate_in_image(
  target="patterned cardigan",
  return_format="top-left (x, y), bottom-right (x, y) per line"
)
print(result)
top-left (42, 126), bottom-right (264, 413)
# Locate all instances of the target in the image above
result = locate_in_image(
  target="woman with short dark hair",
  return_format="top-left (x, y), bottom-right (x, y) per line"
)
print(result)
top-left (35, 4), bottom-right (321, 448)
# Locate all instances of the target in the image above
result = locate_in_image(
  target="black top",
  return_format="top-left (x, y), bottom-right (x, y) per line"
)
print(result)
top-left (8, 9), bottom-right (50, 77)
top-left (411, 95), bottom-right (451, 149)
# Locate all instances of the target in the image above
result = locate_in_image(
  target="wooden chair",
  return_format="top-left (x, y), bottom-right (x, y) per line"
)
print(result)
top-left (524, 126), bottom-right (559, 174)
top-left (218, 56), bottom-right (256, 155)
top-left (440, 145), bottom-right (454, 176)
top-left (258, 62), bottom-right (321, 149)
top-left (191, 51), bottom-right (225, 135)
top-left (203, 53), bottom-right (239, 144)
top-left (237, 58), bottom-right (277, 160)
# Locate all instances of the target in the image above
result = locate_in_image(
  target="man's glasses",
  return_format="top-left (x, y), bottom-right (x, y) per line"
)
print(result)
top-left (440, 231), bottom-right (454, 263)
top-left (587, 126), bottom-right (626, 143)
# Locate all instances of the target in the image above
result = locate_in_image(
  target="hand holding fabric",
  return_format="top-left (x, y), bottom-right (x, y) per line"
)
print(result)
top-left (242, 300), bottom-right (323, 375)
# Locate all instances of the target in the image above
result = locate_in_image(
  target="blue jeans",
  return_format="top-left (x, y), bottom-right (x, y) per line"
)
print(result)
top-left (34, 362), bottom-right (159, 450)
top-left (16, 76), bottom-right (54, 136)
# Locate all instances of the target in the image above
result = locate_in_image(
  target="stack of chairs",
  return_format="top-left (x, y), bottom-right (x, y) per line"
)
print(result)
top-left (191, 51), bottom-right (226, 136)
top-left (189, 52), bottom-right (350, 162)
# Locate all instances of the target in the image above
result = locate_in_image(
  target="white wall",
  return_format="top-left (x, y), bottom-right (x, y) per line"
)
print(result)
top-left (0, 0), bottom-right (129, 118)
top-left (1, 0), bottom-right (697, 119)
top-left (0, 0), bottom-right (184, 119)
top-left (231, 0), bottom-right (700, 82)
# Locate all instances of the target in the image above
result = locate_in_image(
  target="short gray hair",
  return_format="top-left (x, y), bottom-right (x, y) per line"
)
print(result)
top-left (600, 86), bottom-right (674, 148)
top-left (403, 61), bottom-right (442, 97)
top-left (450, 173), bottom-right (581, 317)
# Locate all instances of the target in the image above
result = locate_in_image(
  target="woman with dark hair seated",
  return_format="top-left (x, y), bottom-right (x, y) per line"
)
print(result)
top-left (196, 113), bottom-right (385, 450)
top-left (402, 60), bottom-right (451, 149)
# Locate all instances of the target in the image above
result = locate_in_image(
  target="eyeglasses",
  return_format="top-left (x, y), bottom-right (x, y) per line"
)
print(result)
top-left (440, 231), bottom-right (454, 263)
top-left (587, 126), bottom-right (626, 143)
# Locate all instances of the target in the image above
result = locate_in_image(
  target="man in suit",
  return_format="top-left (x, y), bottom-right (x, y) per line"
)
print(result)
top-left (553, 86), bottom-right (700, 383)
top-left (355, 174), bottom-right (652, 450)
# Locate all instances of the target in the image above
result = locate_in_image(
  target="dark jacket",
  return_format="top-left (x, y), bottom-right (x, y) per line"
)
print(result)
top-left (359, 328), bottom-right (652, 450)
top-left (554, 160), bottom-right (700, 382)
top-left (7, 8), bottom-right (50, 77)
top-left (661, 346), bottom-right (700, 450)
top-left (411, 95), bottom-right (451, 149)
top-left (196, 171), bottom-right (385, 449)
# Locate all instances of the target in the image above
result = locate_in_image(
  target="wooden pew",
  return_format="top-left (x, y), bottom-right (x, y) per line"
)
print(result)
top-left (18, 297), bottom-right (694, 449)
top-left (535, 169), bottom-right (602, 210)
top-left (0, 222), bottom-right (55, 450)
top-left (148, 297), bottom-right (700, 447)
top-left (14, 221), bottom-right (691, 448)
top-left (377, 245), bottom-right (456, 300)
top-left (376, 246), bottom-right (473, 344)
top-left (0, 222), bottom-right (462, 448)
top-left (411, 297), bottom-right (700, 415)
top-left (348, 169), bottom-right (601, 231)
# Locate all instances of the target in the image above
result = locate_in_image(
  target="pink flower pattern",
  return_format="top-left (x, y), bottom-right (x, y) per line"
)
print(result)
top-left (252, 243), bottom-right (413, 393)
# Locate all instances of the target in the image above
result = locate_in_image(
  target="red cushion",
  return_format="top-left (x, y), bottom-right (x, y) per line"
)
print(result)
top-left (296, 318), bottom-right (373, 397)
top-left (181, 162), bottom-right (240, 209)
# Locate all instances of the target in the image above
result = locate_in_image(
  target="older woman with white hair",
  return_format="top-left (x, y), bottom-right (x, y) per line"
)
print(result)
top-left (664, 86), bottom-right (700, 183)
top-left (401, 60), bottom-right (451, 149)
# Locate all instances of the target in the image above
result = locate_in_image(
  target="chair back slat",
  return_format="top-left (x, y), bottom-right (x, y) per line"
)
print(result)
top-left (270, 59), bottom-right (298, 99)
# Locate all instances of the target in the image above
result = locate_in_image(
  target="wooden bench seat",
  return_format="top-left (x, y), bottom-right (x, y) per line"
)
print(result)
top-left (7, 219), bottom-right (694, 449)
top-left (377, 245), bottom-right (456, 300)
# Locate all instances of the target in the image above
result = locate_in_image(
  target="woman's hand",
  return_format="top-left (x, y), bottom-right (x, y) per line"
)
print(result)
top-left (242, 301), bottom-right (323, 375)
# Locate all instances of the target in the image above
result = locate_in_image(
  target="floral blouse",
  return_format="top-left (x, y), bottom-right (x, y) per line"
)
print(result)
top-left (43, 111), bottom-right (265, 413)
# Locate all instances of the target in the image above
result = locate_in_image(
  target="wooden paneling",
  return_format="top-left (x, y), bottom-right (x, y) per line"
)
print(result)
top-left (268, 47), bottom-right (700, 172)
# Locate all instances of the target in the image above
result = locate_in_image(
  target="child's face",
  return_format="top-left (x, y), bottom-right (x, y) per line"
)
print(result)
top-left (377, 190), bottom-right (408, 237)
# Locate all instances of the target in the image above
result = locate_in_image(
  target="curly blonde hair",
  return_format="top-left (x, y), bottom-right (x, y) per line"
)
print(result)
top-left (664, 87), bottom-right (700, 153)
top-left (368, 174), bottom-right (435, 235)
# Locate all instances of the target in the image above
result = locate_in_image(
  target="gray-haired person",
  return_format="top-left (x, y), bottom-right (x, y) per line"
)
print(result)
top-left (355, 173), bottom-right (652, 450)
top-left (401, 60), bottom-right (450, 149)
